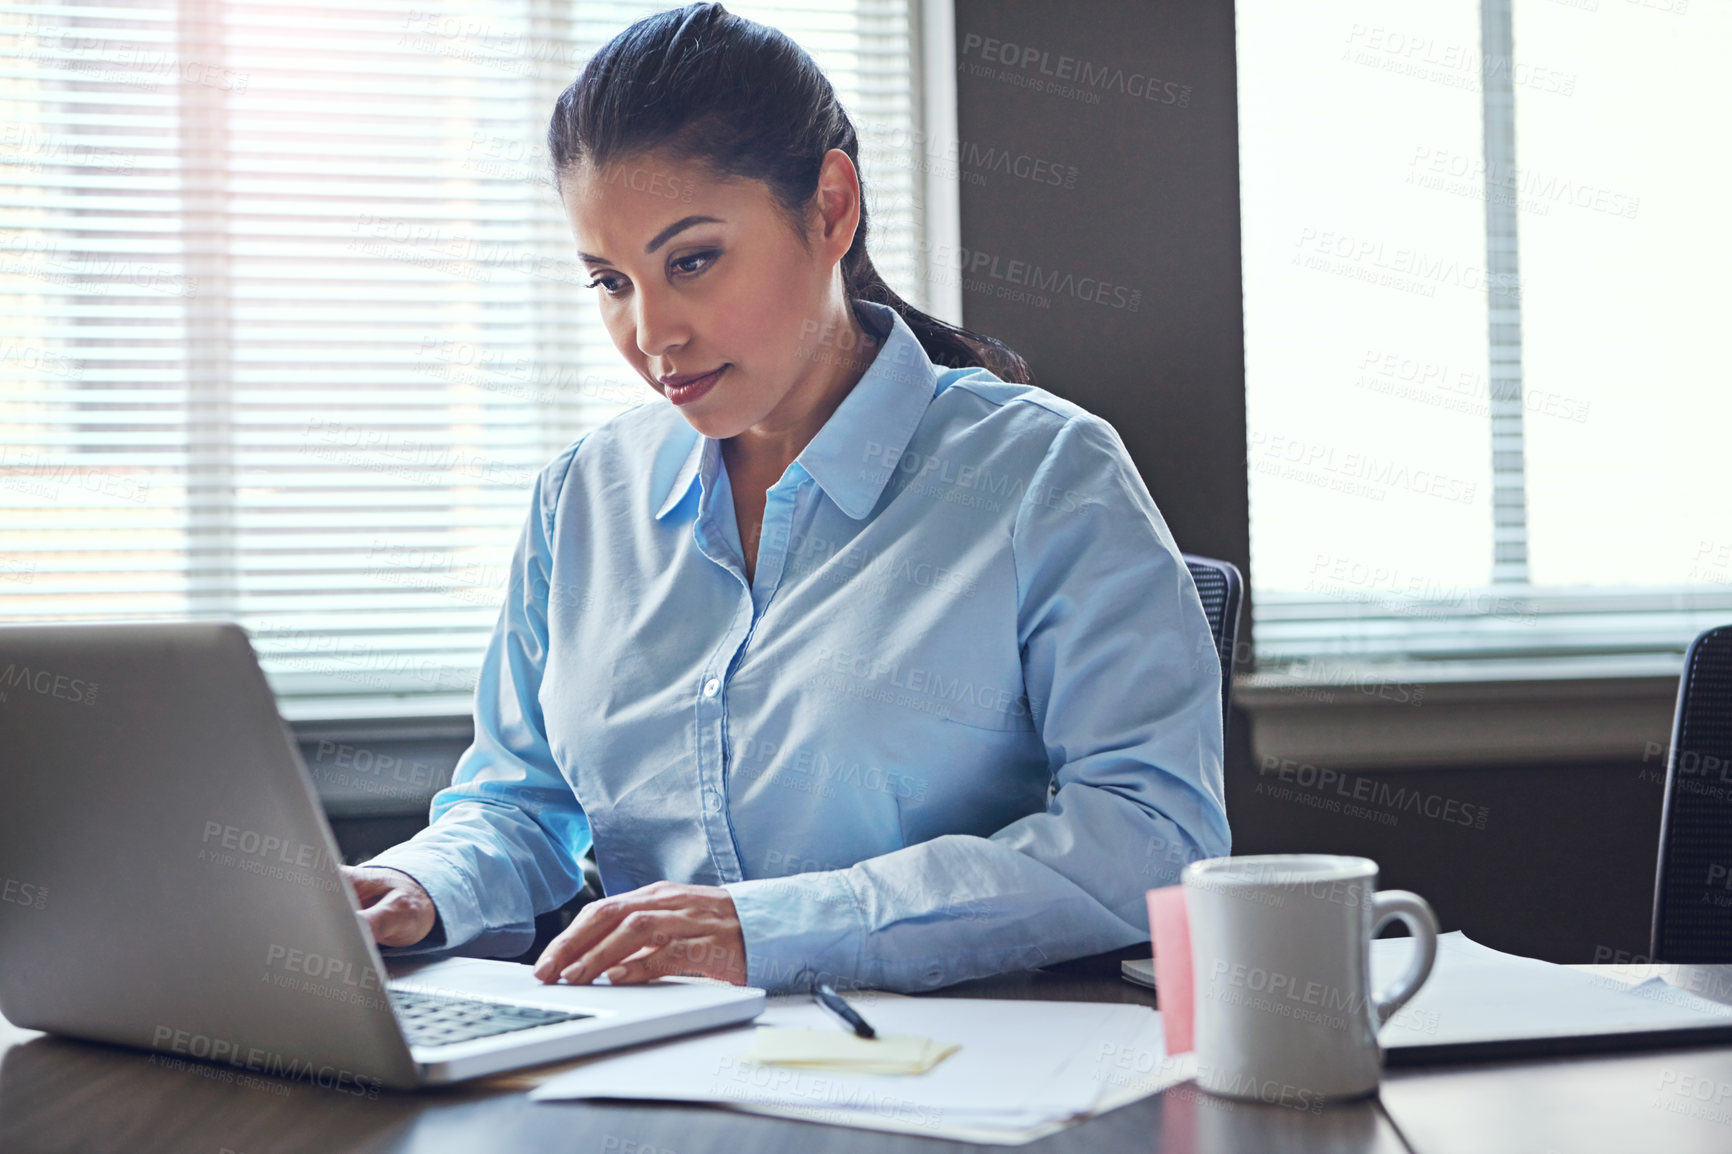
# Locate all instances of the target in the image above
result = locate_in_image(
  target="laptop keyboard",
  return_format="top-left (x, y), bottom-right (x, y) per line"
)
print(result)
top-left (388, 987), bottom-right (591, 1048)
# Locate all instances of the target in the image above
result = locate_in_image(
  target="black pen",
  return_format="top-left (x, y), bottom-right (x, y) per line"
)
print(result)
top-left (813, 982), bottom-right (877, 1039)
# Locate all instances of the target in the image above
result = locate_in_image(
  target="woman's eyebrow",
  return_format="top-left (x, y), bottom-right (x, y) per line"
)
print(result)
top-left (576, 215), bottom-right (724, 265)
top-left (645, 215), bottom-right (723, 253)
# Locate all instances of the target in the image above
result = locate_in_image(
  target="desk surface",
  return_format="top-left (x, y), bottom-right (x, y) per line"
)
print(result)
top-left (4, 956), bottom-right (1731, 1154)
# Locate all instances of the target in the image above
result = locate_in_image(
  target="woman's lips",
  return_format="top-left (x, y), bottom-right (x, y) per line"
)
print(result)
top-left (661, 366), bottom-right (726, 406)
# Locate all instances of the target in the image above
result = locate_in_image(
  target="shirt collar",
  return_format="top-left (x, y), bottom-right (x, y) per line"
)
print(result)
top-left (654, 425), bottom-right (706, 520)
top-left (653, 300), bottom-right (940, 521)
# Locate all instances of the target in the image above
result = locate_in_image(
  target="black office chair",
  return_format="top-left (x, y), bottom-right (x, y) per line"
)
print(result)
top-left (1182, 553), bottom-right (1244, 722)
top-left (1650, 624), bottom-right (1732, 961)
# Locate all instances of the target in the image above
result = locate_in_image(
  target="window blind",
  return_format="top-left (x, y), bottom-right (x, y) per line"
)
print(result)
top-left (0, 0), bottom-right (923, 720)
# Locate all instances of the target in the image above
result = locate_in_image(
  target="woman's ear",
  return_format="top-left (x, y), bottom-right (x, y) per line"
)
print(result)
top-left (811, 148), bottom-right (862, 263)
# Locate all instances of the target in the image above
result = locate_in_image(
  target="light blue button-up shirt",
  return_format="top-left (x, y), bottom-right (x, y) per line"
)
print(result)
top-left (369, 299), bottom-right (1230, 993)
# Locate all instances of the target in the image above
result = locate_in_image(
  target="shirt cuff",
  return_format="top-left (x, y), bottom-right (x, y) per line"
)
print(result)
top-left (363, 847), bottom-right (482, 958)
top-left (723, 870), bottom-right (867, 993)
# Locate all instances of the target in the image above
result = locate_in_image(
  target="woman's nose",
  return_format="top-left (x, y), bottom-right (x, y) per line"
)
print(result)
top-left (634, 289), bottom-right (689, 360)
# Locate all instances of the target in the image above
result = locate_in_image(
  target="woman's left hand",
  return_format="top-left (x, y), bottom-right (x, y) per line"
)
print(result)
top-left (531, 881), bottom-right (748, 986)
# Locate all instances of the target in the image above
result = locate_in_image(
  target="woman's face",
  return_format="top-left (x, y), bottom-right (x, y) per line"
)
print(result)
top-left (559, 147), bottom-right (862, 442)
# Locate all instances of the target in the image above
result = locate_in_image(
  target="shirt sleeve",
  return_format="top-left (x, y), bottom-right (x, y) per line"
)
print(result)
top-left (722, 413), bottom-right (1231, 993)
top-left (365, 446), bottom-right (594, 960)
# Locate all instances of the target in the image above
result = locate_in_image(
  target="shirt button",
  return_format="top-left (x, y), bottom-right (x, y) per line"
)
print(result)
top-left (704, 790), bottom-right (722, 814)
top-left (702, 677), bottom-right (721, 698)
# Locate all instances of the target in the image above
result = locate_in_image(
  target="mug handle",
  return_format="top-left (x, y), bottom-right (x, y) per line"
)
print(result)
top-left (1369, 890), bottom-right (1439, 1027)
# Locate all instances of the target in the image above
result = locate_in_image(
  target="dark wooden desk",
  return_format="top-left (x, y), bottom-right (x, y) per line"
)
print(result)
top-left (20, 949), bottom-right (1732, 1150)
top-left (17, 956), bottom-right (1732, 1154)
top-left (1381, 1047), bottom-right (1732, 1154)
top-left (0, 951), bottom-right (1407, 1154)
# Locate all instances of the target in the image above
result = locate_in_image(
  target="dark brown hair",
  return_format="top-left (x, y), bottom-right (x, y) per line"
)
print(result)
top-left (547, 2), bottom-right (1032, 383)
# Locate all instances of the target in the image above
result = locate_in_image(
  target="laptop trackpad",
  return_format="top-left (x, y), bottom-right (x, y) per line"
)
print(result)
top-left (386, 956), bottom-right (743, 1017)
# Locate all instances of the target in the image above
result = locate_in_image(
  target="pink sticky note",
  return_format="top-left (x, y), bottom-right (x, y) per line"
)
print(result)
top-left (1147, 884), bottom-right (1194, 1054)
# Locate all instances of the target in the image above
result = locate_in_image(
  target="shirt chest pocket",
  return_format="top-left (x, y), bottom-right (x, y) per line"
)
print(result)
top-left (788, 600), bottom-right (1036, 736)
top-left (897, 663), bottom-right (1037, 732)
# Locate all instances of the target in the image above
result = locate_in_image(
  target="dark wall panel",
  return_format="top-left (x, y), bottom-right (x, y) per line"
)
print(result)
top-left (951, 0), bottom-right (1249, 583)
top-left (1227, 756), bottom-right (1665, 963)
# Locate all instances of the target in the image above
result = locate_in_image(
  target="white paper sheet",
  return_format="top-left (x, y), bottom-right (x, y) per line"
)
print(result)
top-left (1372, 930), bottom-right (1732, 1049)
top-left (726, 1009), bottom-right (1195, 1145)
top-left (529, 993), bottom-right (1187, 1144)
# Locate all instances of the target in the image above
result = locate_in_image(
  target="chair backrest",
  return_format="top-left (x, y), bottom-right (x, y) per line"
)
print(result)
top-left (1651, 624), bottom-right (1732, 961)
top-left (1182, 554), bottom-right (1244, 723)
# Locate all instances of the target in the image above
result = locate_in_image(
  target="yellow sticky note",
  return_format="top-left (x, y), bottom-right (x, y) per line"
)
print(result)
top-left (744, 1027), bottom-right (961, 1075)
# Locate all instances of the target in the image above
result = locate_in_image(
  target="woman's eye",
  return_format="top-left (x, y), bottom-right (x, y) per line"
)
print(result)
top-left (672, 250), bottom-right (717, 276)
top-left (583, 251), bottom-right (713, 294)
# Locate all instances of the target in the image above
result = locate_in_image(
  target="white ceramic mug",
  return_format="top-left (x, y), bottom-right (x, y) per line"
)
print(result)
top-left (1182, 854), bottom-right (1438, 1104)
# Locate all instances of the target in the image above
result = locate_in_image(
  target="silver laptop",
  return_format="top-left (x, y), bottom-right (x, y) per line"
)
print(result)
top-left (0, 621), bottom-right (764, 1091)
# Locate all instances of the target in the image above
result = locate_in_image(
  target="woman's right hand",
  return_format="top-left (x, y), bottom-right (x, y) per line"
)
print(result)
top-left (341, 864), bottom-right (438, 947)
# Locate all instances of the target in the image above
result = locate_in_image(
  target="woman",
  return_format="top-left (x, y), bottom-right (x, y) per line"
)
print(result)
top-left (343, 3), bottom-right (1229, 994)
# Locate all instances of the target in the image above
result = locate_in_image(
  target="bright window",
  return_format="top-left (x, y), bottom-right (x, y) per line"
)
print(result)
top-left (1238, 0), bottom-right (1732, 674)
top-left (0, 0), bottom-right (926, 718)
